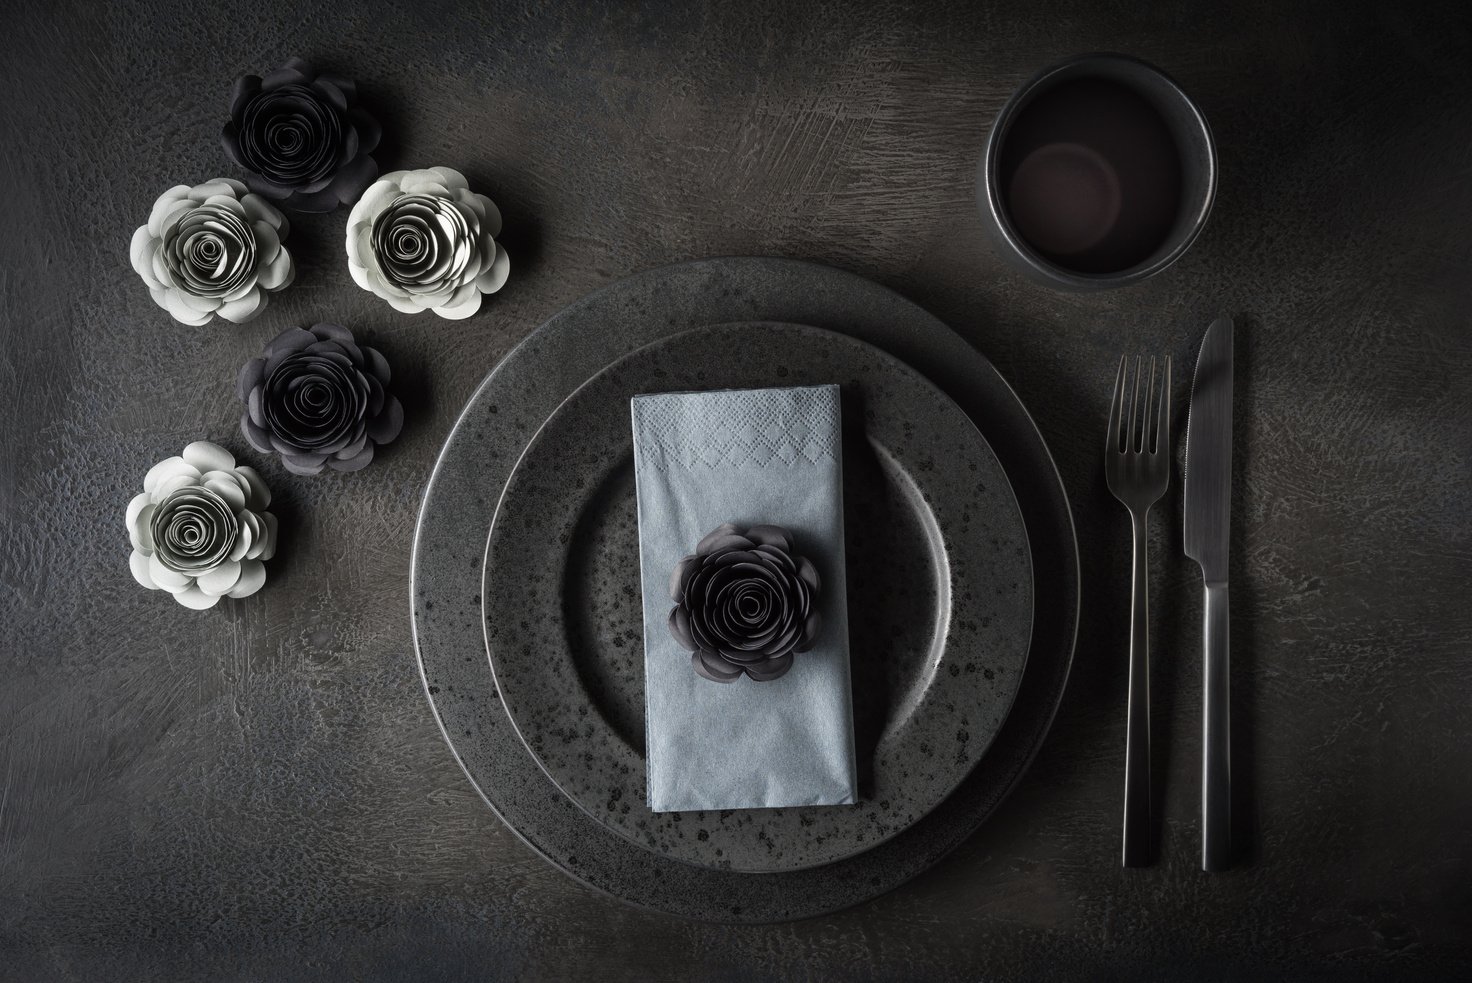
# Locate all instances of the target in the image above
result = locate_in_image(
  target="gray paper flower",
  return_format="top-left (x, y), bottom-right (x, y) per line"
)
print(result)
top-left (126, 441), bottom-right (278, 610)
top-left (129, 178), bottom-right (294, 325)
top-left (222, 57), bottom-right (381, 213)
top-left (668, 523), bottom-right (822, 683)
top-left (346, 166), bottom-right (510, 319)
top-left (238, 323), bottom-right (404, 475)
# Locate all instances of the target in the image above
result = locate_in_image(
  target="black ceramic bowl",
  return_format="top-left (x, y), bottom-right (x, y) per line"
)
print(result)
top-left (977, 53), bottom-right (1216, 290)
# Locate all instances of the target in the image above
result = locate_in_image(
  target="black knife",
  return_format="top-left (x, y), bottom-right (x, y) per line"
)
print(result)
top-left (1183, 316), bottom-right (1234, 872)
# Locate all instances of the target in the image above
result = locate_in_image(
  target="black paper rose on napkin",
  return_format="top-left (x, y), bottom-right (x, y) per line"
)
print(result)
top-left (222, 57), bottom-right (381, 213)
top-left (238, 323), bottom-right (404, 475)
top-left (668, 523), bottom-right (822, 683)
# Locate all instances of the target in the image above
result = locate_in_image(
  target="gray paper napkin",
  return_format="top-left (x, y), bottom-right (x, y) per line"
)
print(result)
top-left (631, 385), bottom-right (858, 812)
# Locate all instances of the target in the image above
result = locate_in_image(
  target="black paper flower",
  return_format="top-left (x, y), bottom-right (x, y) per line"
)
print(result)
top-left (222, 57), bottom-right (381, 213)
top-left (667, 523), bottom-right (822, 683)
top-left (238, 323), bottom-right (404, 475)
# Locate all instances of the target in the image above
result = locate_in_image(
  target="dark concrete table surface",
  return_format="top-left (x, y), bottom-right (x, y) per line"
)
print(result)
top-left (3, 1), bottom-right (1470, 979)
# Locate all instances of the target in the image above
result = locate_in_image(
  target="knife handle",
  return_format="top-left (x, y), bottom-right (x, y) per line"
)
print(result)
top-left (1202, 582), bottom-right (1231, 871)
top-left (1122, 513), bottom-right (1151, 867)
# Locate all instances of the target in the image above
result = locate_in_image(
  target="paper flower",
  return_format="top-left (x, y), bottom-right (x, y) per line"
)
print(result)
top-left (127, 441), bottom-right (278, 610)
top-left (222, 57), bottom-right (381, 213)
top-left (238, 323), bottom-right (404, 475)
top-left (346, 166), bottom-right (510, 319)
top-left (129, 178), bottom-right (294, 326)
top-left (667, 523), bottom-right (822, 683)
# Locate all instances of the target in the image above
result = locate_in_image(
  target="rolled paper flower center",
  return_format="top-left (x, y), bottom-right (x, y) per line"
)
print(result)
top-left (150, 487), bottom-right (238, 573)
top-left (262, 351), bottom-right (366, 451)
top-left (300, 380), bottom-right (331, 409)
top-left (372, 194), bottom-right (473, 291)
top-left (390, 226), bottom-right (428, 262)
top-left (164, 205), bottom-right (257, 298)
top-left (188, 233), bottom-right (224, 270)
top-left (240, 84), bottom-right (342, 184)
top-left (267, 119), bottom-right (305, 153)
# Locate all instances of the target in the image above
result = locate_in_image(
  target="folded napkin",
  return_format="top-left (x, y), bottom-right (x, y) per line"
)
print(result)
top-left (631, 385), bottom-right (858, 812)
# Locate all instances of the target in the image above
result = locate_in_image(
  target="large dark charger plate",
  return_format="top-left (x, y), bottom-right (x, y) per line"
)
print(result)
top-left (483, 322), bottom-right (1033, 872)
top-left (412, 258), bottom-right (1079, 920)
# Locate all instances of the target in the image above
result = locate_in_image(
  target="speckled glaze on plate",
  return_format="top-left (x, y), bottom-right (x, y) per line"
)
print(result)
top-left (412, 258), bottom-right (1079, 921)
top-left (484, 322), bottom-right (1032, 873)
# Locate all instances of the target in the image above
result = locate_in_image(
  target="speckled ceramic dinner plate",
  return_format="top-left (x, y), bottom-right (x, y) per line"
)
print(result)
top-left (412, 258), bottom-right (1078, 920)
top-left (483, 322), bottom-right (1032, 873)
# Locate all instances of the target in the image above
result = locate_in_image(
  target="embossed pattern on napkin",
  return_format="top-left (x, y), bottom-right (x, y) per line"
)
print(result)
top-left (631, 385), bottom-right (858, 813)
top-left (634, 388), bottom-right (839, 471)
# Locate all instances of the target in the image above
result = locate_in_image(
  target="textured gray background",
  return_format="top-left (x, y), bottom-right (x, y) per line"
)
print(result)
top-left (2, 0), bottom-right (1470, 980)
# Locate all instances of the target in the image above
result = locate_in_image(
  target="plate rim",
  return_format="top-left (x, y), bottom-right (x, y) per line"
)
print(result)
top-left (480, 319), bottom-right (1035, 872)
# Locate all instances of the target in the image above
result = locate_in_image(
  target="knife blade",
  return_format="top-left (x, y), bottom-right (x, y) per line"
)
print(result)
top-left (1183, 315), bottom-right (1233, 872)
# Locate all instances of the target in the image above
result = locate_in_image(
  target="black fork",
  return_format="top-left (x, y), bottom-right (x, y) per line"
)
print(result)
top-left (1104, 355), bottom-right (1172, 867)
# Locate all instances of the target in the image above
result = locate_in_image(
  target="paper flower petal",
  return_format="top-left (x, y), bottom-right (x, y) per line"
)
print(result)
top-left (143, 456), bottom-right (199, 493)
top-left (129, 226), bottom-right (157, 281)
top-left (237, 356), bottom-right (267, 402)
top-left (203, 473), bottom-right (248, 512)
top-left (164, 289), bottom-right (214, 326)
top-left (365, 395), bottom-right (403, 445)
top-left (432, 284), bottom-right (482, 320)
top-left (130, 549), bottom-right (158, 589)
top-left (327, 445), bottom-right (374, 472)
top-left (228, 515), bottom-right (254, 562)
top-left (147, 186), bottom-right (192, 237)
top-left (234, 465), bottom-right (271, 510)
top-left (154, 472), bottom-right (204, 498)
top-left (129, 503), bottom-right (157, 553)
top-left (196, 560), bottom-right (242, 596)
top-left (228, 559), bottom-right (267, 598)
top-left (282, 453), bottom-right (329, 475)
top-left (260, 512), bottom-right (278, 561)
top-left (182, 441), bottom-right (235, 473)
top-left (148, 552), bottom-right (192, 592)
top-left (126, 492), bottom-right (151, 534)
top-left (475, 242), bottom-right (510, 295)
top-left (216, 287), bottom-right (265, 324)
top-left (254, 247), bottom-right (294, 290)
top-left (174, 586), bottom-right (223, 610)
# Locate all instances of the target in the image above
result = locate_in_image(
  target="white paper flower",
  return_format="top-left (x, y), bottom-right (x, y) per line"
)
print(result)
top-left (345, 166), bottom-right (510, 319)
top-left (126, 441), bottom-right (278, 610)
top-left (129, 178), bottom-right (295, 326)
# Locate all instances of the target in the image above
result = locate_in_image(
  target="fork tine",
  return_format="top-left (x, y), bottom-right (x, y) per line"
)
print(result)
top-left (1153, 356), bottom-right (1171, 455)
top-left (1129, 355), bottom-right (1143, 453)
top-left (1141, 356), bottom-right (1158, 455)
top-left (1107, 356), bottom-right (1126, 453)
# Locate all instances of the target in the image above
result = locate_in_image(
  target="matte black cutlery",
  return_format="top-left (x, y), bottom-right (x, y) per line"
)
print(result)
top-left (1105, 355), bottom-right (1171, 868)
top-left (1184, 316), bottom-right (1235, 872)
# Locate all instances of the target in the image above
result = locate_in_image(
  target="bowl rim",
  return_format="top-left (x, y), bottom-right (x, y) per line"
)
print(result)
top-left (980, 52), bottom-right (1218, 290)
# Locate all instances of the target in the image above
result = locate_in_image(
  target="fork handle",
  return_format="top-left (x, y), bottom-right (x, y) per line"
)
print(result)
top-left (1122, 512), bottom-right (1152, 867)
top-left (1202, 582), bottom-right (1231, 871)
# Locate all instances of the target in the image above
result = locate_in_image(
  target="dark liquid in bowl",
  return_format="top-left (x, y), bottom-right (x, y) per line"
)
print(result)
top-left (998, 78), bottom-right (1183, 274)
